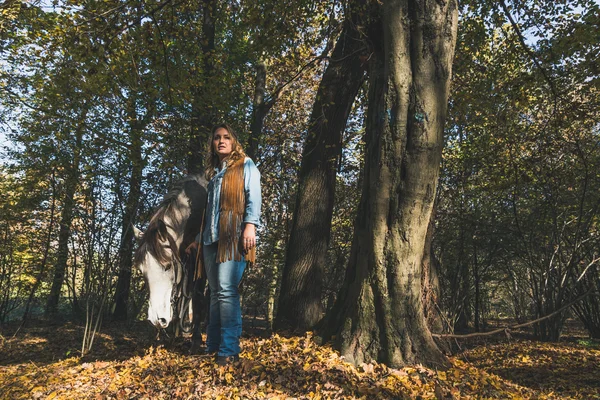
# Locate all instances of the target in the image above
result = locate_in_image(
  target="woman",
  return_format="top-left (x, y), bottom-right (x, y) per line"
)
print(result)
top-left (198, 123), bottom-right (261, 365)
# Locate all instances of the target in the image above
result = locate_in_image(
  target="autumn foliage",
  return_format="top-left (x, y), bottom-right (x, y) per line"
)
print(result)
top-left (1, 321), bottom-right (598, 399)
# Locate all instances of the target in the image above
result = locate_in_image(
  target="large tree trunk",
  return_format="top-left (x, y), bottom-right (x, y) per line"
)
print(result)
top-left (275, 12), bottom-right (367, 332)
top-left (46, 113), bottom-right (86, 315)
top-left (112, 100), bottom-right (145, 320)
top-left (188, 0), bottom-right (216, 174)
top-left (323, 0), bottom-right (457, 368)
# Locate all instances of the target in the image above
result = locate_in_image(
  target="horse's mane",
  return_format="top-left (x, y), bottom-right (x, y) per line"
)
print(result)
top-left (134, 174), bottom-right (207, 269)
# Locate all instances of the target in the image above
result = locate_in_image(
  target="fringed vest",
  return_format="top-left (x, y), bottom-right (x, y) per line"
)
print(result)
top-left (217, 157), bottom-right (256, 264)
top-left (194, 156), bottom-right (256, 281)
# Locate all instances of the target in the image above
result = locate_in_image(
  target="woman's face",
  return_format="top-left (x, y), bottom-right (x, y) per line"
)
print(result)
top-left (213, 128), bottom-right (234, 161)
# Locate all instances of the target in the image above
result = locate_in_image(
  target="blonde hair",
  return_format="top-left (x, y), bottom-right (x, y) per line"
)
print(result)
top-left (204, 123), bottom-right (247, 180)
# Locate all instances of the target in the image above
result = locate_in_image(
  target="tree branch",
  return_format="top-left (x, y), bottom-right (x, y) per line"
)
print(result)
top-left (499, 0), bottom-right (560, 100)
top-left (264, 55), bottom-right (327, 110)
top-left (432, 287), bottom-right (596, 339)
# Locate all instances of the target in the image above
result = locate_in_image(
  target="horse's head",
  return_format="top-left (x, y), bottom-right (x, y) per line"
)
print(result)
top-left (133, 174), bottom-right (208, 330)
top-left (133, 223), bottom-right (180, 329)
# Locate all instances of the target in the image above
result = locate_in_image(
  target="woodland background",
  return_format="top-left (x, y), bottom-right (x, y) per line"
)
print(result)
top-left (1, 0), bottom-right (600, 395)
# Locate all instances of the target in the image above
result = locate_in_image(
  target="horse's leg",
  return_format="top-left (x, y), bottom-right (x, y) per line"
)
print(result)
top-left (192, 277), bottom-right (207, 342)
top-left (204, 285), bottom-right (210, 329)
top-left (189, 276), bottom-right (207, 354)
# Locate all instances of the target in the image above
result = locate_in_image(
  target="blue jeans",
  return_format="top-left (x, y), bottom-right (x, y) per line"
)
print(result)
top-left (203, 243), bottom-right (246, 357)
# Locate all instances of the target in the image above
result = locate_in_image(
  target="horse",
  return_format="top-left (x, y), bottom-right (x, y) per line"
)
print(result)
top-left (133, 173), bottom-right (208, 342)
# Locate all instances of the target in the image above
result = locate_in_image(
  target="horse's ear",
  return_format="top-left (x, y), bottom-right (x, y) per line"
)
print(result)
top-left (132, 224), bottom-right (144, 242)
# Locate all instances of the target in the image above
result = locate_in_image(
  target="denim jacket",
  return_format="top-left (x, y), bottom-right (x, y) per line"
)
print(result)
top-left (201, 157), bottom-right (261, 245)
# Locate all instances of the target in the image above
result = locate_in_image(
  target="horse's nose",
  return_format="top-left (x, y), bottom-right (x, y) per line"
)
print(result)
top-left (158, 318), bottom-right (168, 328)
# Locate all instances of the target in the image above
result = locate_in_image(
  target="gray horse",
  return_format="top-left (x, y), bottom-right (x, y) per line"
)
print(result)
top-left (133, 174), bottom-right (207, 340)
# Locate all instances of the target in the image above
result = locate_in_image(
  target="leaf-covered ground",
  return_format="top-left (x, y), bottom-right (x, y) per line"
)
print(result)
top-left (1, 321), bottom-right (599, 399)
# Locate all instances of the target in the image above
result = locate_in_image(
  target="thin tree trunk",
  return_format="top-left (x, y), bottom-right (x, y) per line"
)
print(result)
top-left (247, 60), bottom-right (267, 160)
top-left (188, 0), bottom-right (216, 174)
top-left (46, 112), bottom-right (87, 315)
top-left (267, 255), bottom-right (279, 331)
top-left (21, 172), bottom-right (57, 325)
top-left (275, 10), bottom-right (367, 332)
top-left (473, 243), bottom-right (481, 331)
top-left (323, 0), bottom-right (458, 368)
top-left (112, 100), bottom-right (145, 320)
top-left (572, 266), bottom-right (600, 338)
top-left (457, 248), bottom-right (471, 331)
top-left (69, 239), bottom-right (79, 314)
top-left (46, 172), bottom-right (77, 315)
top-left (0, 225), bottom-right (11, 322)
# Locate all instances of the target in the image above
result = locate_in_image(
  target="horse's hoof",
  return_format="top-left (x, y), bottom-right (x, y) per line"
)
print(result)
top-left (188, 341), bottom-right (206, 355)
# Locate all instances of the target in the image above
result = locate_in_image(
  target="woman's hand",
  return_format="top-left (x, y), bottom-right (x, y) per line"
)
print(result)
top-left (242, 223), bottom-right (256, 254)
top-left (185, 241), bottom-right (199, 255)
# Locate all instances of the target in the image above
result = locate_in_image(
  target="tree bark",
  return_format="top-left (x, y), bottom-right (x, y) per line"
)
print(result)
top-left (275, 11), bottom-right (367, 332)
top-left (323, 0), bottom-right (458, 368)
top-left (422, 207), bottom-right (443, 333)
top-left (188, 0), bottom-right (217, 174)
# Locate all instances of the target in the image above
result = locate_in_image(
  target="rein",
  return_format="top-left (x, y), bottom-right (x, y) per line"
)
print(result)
top-left (162, 231), bottom-right (196, 334)
top-left (171, 252), bottom-right (195, 334)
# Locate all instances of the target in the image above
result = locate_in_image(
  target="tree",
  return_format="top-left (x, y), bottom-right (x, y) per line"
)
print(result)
top-left (107, 3), bottom-right (162, 320)
top-left (275, 3), bottom-right (367, 332)
top-left (46, 106), bottom-right (88, 315)
top-left (324, 0), bottom-right (458, 368)
top-left (187, 0), bottom-right (217, 174)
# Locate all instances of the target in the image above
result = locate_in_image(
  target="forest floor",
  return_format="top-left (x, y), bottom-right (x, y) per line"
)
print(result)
top-left (1, 318), bottom-right (599, 399)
